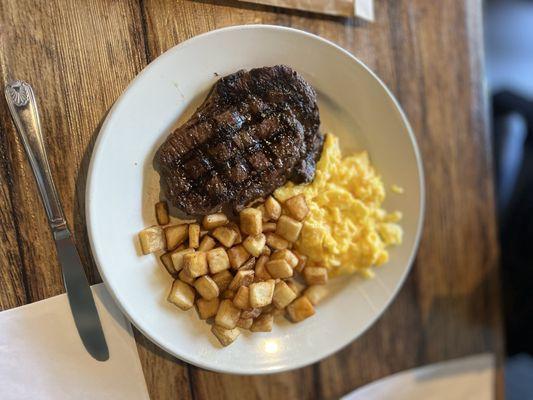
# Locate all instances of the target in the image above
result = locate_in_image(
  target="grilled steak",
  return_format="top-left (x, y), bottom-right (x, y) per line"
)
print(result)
top-left (156, 65), bottom-right (323, 215)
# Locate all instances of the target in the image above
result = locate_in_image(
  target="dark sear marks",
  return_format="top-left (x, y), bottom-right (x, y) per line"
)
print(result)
top-left (155, 65), bottom-right (323, 215)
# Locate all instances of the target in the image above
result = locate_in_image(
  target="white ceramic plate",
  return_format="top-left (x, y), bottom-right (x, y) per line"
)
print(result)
top-left (87, 25), bottom-right (424, 374)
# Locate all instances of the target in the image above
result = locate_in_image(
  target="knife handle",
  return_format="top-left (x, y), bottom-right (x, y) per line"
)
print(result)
top-left (4, 81), bottom-right (68, 236)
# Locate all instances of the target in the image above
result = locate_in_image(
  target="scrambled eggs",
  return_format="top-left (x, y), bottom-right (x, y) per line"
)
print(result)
top-left (274, 134), bottom-right (403, 277)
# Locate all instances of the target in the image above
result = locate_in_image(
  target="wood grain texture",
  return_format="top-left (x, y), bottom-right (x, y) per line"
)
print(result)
top-left (0, 0), bottom-right (502, 399)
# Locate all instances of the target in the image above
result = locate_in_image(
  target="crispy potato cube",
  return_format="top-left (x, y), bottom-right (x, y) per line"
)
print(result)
top-left (227, 245), bottom-right (251, 269)
top-left (285, 279), bottom-right (305, 296)
top-left (178, 269), bottom-right (195, 285)
top-left (236, 318), bottom-right (253, 329)
top-left (183, 251), bottom-right (208, 278)
top-left (250, 313), bottom-right (274, 332)
top-left (273, 280), bottom-right (297, 309)
top-left (221, 289), bottom-right (236, 299)
top-left (275, 216), bottom-right (303, 243)
top-left (242, 233), bottom-right (266, 257)
top-left (241, 308), bottom-right (262, 319)
top-left (240, 257), bottom-right (256, 271)
top-left (164, 224), bottom-right (188, 250)
top-left (167, 280), bottom-right (195, 310)
top-left (233, 286), bottom-right (251, 310)
top-left (262, 246), bottom-right (271, 256)
top-left (265, 233), bottom-right (289, 250)
top-left (271, 249), bottom-right (298, 268)
top-left (212, 270), bottom-right (233, 292)
top-left (240, 208), bottom-right (262, 235)
top-left (293, 251), bottom-right (307, 273)
top-left (266, 259), bottom-right (293, 279)
top-left (207, 247), bottom-right (230, 274)
top-left (188, 224), bottom-right (200, 248)
top-left (202, 213), bottom-right (228, 230)
top-left (265, 196), bottom-right (282, 221)
top-left (194, 275), bottom-right (220, 300)
top-left (198, 235), bottom-right (216, 251)
top-left (160, 252), bottom-right (177, 277)
top-left (212, 226), bottom-right (237, 248)
top-left (304, 285), bottom-right (329, 305)
top-left (262, 222), bottom-right (277, 233)
top-left (211, 325), bottom-right (240, 347)
top-left (254, 255), bottom-right (272, 282)
top-left (286, 296), bottom-right (315, 322)
top-left (155, 201), bottom-right (170, 225)
top-left (171, 248), bottom-right (195, 272)
top-left (284, 194), bottom-right (310, 221)
top-left (303, 267), bottom-right (328, 285)
top-left (249, 280), bottom-right (275, 308)
top-left (225, 222), bottom-right (242, 244)
top-left (139, 226), bottom-right (165, 254)
top-left (196, 297), bottom-right (220, 319)
top-left (256, 204), bottom-right (270, 222)
top-left (215, 299), bottom-right (241, 329)
top-left (228, 270), bottom-right (254, 291)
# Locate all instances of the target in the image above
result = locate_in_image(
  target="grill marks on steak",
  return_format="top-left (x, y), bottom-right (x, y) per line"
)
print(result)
top-left (156, 65), bottom-right (322, 215)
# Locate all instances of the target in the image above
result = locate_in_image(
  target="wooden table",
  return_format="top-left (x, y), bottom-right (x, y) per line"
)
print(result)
top-left (0, 1), bottom-right (503, 398)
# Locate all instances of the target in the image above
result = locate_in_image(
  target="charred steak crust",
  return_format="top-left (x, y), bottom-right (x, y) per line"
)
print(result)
top-left (156, 65), bottom-right (323, 215)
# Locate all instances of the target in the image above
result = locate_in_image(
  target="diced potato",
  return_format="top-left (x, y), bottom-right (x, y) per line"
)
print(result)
top-left (254, 255), bottom-right (272, 282)
top-left (273, 280), bottom-right (297, 309)
top-left (178, 269), bottom-right (195, 285)
top-left (171, 248), bottom-right (195, 272)
top-left (262, 222), bottom-right (277, 233)
top-left (265, 233), bottom-right (289, 250)
top-left (241, 308), bottom-right (262, 319)
top-left (271, 249), bottom-right (298, 268)
top-left (155, 201), bottom-right (170, 225)
top-left (194, 275), bottom-right (220, 300)
top-left (242, 233), bottom-right (266, 257)
top-left (207, 247), bottom-right (230, 274)
top-left (227, 245), bottom-right (251, 269)
top-left (200, 230), bottom-right (209, 237)
top-left (226, 222), bottom-right (243, 244)
top-left (284, 194), bottom-right (310, 221)
top-left (164, 224), bottom-right (188, 250)
top-left (249, 280), bottom-right (275, 308)
top-left (236, 318), bottom-right (253, 329)
top-left (250, 313), bottom-right (274, 332)
top-left (167, 280), bottom-right (195, 310)
top-left (196, 297), bottom-right (220, 319)
top-left (232, 286), bottom-right (251, 310)
top-left (275, 216), bottom-right (303, 243)
top-left (160, 252), bottom-right (177, 277)
top-left (211, 325), bottom-right (240, 347)
top-left (212, 226), bottom-right (237, 248)
top-left (265, 196), bottom-right (282, 221)
top-left (262, 246), bottom-right (271, 256)
top-left (292, 250), bottom-right (307, 273)
top-left (304, 285), bottom-right (329, 305)
top-left (215, 299), bottom-right (241, 329)
top-left (303, 267), bottom-right (328, 285)
top-left (198, 235), bottom-right (216, 251)
top-left (256, 204), bottom-right (270, 222)
top-left (240, 208), bottom-right (262, 235)
top-left (211, 270), bottom-right (233, 292)
top-left (285, 279), bottom-right (305, 296)
top-left (286, 296), bottom-right (315, 322)
top-left (139, 226), bottom-right (165, 254)
top-left (188, 224), bottom-right (200, 248)
top-left (240, 257), bottom-right (256, 271)
top-left (228, 270), bottom-right (254, 291)
top-left (266, 259), bottom-right (293, 279)
top-left (202, 213), bottom-right (228, 230)
top-left (183, 252), bottom-right (208, 278)
top-left (221, 289), bottom-right (236, 299)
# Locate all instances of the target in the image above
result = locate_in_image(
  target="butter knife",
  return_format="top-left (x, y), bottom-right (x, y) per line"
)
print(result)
top-left (4, 80), bottom-right (109, 361)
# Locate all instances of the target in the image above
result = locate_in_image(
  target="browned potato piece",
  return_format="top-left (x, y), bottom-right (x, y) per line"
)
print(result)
top-left (303, 267), bottom-right (328, 285)
top-left (240, 208), bottom-right (262, 235)
top-left (227, 245), bottom-right (250, 269)
top-left (226, 222), bottom-right (243, 245)
top-left (198, 235), bottom-right (216, 251)
top-left (250, 313), bottom-right (274, 332)
top-left (262, 246), bottom-right (272, 256)
top-left (139, 226), bottom-right (165, 254)
top-left (206, 247), bottom-right (230, 274)
top-left (273, 280), bottom-right (297, 309)
top-left (155, 201), bottom-right (170, 225)
top-left (211, 325), bottom-right (240, 347)
top-left (194, 275), bottom-right (220, 300)
top-left (232, 286), bottom-right (251, 310)
top-left (275, 215), bottom-right (303, 243)
top-left (242, 233), bottom-right (266, 257)
top-left (240, 257), bottom-right (256, 271)
top-left (265, 233), bottom-right (289, 250)
top-left (262, 222), bottom-right (277, 233)
top-left (228, 270), bottom-right (254, 291)
top-left (188, 224), bottom-right (200, 248)
top-left (171, 248), bottom-right (195, 273)
top-left (212, 226), bottom-right (238, 248)
top-left (241, 308), bottom-right (262, 319)
top-left (293, 250), bottom-right (307, 273)
top-left (221, 289), bottom-right (236, 299)
top-left (183, 252), bottom-right (208, 278)
top-left (164, 224), bottom-right (188, 250)
top-left (266, 259), bottom-right (293, 279)
top-left (256, 204), bottom-right (269, 222)
top-left (202, 213), bottom-right (228, 230)
top-left (160, 253), bottom-right (177, 277)
top-left (304, 285), bottom-right (329, 305)
top-left (265, 196), bottom-right (282, 221)
top-left (178, 269), bottom-right (195, 285)
top-left (215, 299), bottom-right (241, 329)
top-left (167, 280), bottom-right (195, 310)
top-left (236, 318), bottom-right (253, 329)
top-left (284, 194), bottom-right (310, 221)
top-left (211, 270), bottom-right (233, 292)
top-left (271, 249), bottom-right (298, 268)
top-left (285, 279), bottom-right (305, 296)
top-left (254, 255), bottom-right (272, 282)
top-left (249, 280), bottom-right (275, 308)
top-left (196, 297), bottom-right (220, 319)
top-left (286, 296), bottom-right (315, 322)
